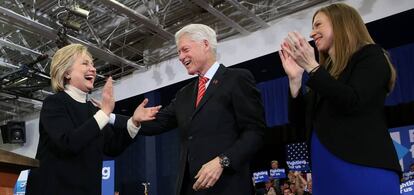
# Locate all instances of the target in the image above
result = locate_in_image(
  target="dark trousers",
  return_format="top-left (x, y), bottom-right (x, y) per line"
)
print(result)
top-left (181, 162), bottom-right (195, 195)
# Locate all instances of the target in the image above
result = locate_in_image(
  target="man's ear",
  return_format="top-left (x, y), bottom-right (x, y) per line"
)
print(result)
top-left (203, 39), bottom-right (210, 51)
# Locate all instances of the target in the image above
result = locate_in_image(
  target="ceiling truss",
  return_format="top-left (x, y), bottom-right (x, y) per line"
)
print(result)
top-left (0, 0), bottom-right (330, 123)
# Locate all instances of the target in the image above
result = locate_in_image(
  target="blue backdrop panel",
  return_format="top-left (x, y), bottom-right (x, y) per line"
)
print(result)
top-left (257, 76), bottom-right (289, 127)
top-left (102, 160), bottom-right (115, 195)
top-left (386, 43), bottom-right (414, 105)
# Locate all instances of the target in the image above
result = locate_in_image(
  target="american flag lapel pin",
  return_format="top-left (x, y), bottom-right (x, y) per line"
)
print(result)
top-left (213, 79), bottom-right (219, 85)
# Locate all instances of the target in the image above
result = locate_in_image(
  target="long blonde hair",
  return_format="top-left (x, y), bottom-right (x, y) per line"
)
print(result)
top-left (313, 3), bottom-right (396, 91)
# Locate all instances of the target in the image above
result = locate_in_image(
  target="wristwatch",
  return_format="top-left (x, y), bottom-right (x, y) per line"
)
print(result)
top-left (219, 154), bottom-right (230, 168)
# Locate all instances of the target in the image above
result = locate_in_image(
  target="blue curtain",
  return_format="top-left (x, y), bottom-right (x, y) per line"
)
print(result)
top-left (386, 43), bottom-right (414, 105)
top-left (114, 90), bottom-right (179, 195)
top-left (145, 91), bottom-right (180, 195)
top-left (114, 130), bottom-right (147, 194)
top-left (257, 77), bottom-right (289, 127)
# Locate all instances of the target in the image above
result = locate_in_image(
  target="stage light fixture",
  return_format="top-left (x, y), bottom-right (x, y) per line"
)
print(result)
top-left (68, 5), bottom-right (90, 19)
top-left (62, 20), bottom-right (81, 31)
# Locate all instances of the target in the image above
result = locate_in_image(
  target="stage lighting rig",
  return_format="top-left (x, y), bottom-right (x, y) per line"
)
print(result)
top-left (67, 4), bottom-right (90, 19)
top-left (56, 1), bottom-right (90, 32)
top-left (56, 26), bottom-right (70, 48)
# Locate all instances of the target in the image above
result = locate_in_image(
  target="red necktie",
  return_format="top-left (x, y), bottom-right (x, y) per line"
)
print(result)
top-left (196, 76), bottom-right (209, 107)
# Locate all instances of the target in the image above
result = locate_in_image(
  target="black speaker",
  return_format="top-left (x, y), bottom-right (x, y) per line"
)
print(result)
top-left (1, 121), bottom-right (26, 144)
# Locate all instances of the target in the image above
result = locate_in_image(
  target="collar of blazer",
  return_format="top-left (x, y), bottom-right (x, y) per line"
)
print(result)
top-left (192, 64), bottom-right (226, 116)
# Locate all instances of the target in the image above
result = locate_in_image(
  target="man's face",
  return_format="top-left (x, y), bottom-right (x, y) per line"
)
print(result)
top-left (271, 162), bottom-right (278, 169)
top-left (177, 34), bottom-right (210, 75)
top-left (283, 189), bottom-right (292, 195)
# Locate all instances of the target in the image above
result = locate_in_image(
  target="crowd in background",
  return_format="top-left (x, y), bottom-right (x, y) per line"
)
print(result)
top-left (254, 160), bottom-right (312, 195)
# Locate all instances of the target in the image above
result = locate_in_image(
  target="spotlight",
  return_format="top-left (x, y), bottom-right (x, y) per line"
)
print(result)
top-left (62, 20), bottom-right (81, 31)
top-left (68, 5), bottom-right (90, 19)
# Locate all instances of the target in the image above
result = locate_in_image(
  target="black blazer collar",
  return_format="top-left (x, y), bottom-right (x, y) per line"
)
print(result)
top-left (193, 64), bottom-right (226, 115)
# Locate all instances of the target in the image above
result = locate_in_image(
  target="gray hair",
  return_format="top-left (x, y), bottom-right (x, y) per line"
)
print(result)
top-left (175, 24), bottom-right (217, 55)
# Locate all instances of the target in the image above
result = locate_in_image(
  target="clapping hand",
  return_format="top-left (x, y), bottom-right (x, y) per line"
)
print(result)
top-left (99, 77), bottom-right (115, 116)
top-left (282, 31), bottom-right (319, 73)
top-left (279, 41), bottom-right (304, 81)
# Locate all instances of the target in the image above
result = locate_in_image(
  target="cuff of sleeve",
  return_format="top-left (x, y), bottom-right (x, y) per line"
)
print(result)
top-left (109, 113), bottom-right (116, 125)
top-left (94, 110), bottom-right (110, 130)
top-left (127, 118), bottom-right (141, 138)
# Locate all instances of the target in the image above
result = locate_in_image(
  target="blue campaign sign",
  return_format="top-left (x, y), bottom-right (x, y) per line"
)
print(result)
top-left (401, 179), bottom-right (414, 194)
top-left (102, 160), bottom-right (115, 195)
top-left (286, 160), bottom-right (310, 171)
top-left (14, 181), bottom-right (26, 195)
top-left (269, 169), bottom-right (286, 179)
top-left (389, 125), bottom-right (414, 172)
top-left (14, 170), bottom-right (29, 195)
top-left (253, 171), bottom-right (269, 183)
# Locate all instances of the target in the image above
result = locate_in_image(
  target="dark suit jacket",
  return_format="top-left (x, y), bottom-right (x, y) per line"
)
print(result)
top-left (26, 92), bottom-right (133, 195)
top-left (289, 44), bottom-right (401, 173)
top-left (140, 65), bottom-right (266, 195)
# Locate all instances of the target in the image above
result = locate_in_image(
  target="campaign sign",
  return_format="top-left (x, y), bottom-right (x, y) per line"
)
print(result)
top-left (286, 142), bottom-right (311, 172)
top-left (102, 160), bottom-right (115, 195)
top-left (269, 168), bottom-right (286, 179)
top-left (253, 171), bottom-right (269, 183)
top-left (14, 170), bottom-right (29, 195)
top-left (14, 181), bottom-right (26, 195)
top-left (389, 125), bottom-right (414, 172)
top-left (401, 179), bottom-right (414, 194)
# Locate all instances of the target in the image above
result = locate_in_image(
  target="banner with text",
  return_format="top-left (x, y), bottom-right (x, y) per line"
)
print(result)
top-left (253, 171), bottom-right (269, 183)
top-left (285, 142), bottom-right (310, 172)
top-left (102, 160), bottom-right (115, 195)
top-left (269, 168), bottom-right (286, 179)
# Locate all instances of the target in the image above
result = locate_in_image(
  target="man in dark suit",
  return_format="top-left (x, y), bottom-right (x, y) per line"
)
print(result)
top-left (131, 24), bottom-right (266, 195)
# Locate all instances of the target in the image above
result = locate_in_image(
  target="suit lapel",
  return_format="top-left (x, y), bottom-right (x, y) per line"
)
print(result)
top-left (192, 64), bottom-right (226, 116)
top-left (184, 79), bottom-right (198, 116)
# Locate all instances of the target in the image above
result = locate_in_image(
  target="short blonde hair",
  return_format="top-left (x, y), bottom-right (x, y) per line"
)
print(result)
top-left (50, 44), bottom-right (91, 92)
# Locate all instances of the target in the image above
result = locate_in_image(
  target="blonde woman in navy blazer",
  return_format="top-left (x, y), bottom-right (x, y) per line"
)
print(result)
top-left (26, 44), bottom-right (160, 195)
